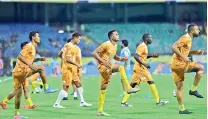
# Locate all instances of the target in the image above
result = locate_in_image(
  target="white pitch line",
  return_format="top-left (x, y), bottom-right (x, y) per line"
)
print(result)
top-left (0, 77), bottom-right (12, 84)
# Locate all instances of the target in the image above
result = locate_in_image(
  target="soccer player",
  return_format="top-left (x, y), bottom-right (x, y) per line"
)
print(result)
top-left (58, 38), bottom-right (80, 100)
top-left (171, 24), bottom-right (204, 114)
top-left (0, 31), bottom-right (58, 119)
top-left (53, 32), bottom-right (91, 108)
top-left (92, 30), bottom-right (139, 116)
top-left (119, 39), bottom-right (132, 106)
top-left (0, 42), bottom-right (39, 110)
top-left (120, 33), bottom-right (168, 107)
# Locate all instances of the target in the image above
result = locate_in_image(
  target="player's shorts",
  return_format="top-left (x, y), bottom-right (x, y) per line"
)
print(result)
top-left (13, 67), bottom-right (34, 89)
top-left (171, 62), bottom-right (197, 83)
top-left (98, 64), bottom-right (112, 85)
top-left (62, 67), bottom-right (80, 86)
top-left (131, 68), bottom-right (153, 85)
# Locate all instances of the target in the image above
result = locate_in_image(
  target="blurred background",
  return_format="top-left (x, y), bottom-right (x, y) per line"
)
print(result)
top-left (0, 0), bottom-right (206, 77)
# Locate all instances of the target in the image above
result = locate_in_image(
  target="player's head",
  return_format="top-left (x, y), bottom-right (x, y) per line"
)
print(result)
top-left (142, 33), bottom-right (152, 44)
top-left (121, 39), bottom-right (128, 48)
top-left (67, 38), bottom-right (71, 43)
top-left (20, 41), bottom-right (29, 49)
top-left (29, 31), bottom-right (40, 44)
top-left (108, 29), bottom-right (119, 42)
top-left (72, 32), bottom-right (81, 44)
top-left (188, 24), bottom-right (200, 37)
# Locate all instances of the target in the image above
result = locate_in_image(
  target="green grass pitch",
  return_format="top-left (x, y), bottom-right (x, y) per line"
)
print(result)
top-left (0, 74), bottom-right (207, 119)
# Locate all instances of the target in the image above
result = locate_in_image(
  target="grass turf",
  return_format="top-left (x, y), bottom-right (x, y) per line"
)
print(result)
top-left (0, 74), bottom-right (206, 119)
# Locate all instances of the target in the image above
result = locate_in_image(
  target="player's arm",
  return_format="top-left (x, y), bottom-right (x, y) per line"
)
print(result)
top-left (189, 50), bottom-right (204, 55)
top-left (134, 53), bottom-right (150, 68)
top-left (18, 54), bottom-right (37, 71)
top-left (92, 44), bottom-right (111, 69)
top-left (66, 55), bottom-right (81, 68)
top-left (171, 40), bottom-right (190, 63)
top-left (114, 52), bottom-right (128, 63)
top-left (92, 45), bottom-right (106, 64)
top-left (147, 53), bottom-right (159, 59)
top-left (65, 48), bottom-right (81, 68)
top-left (33, 57), bottom-right (46, 62)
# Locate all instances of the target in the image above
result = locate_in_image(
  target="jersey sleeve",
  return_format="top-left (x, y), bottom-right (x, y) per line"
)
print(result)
top-left (97, 43), bottom-right (108, 53)
top-left (178, 37), bottom-right (189, 47)
top-left (20, 45), bottom-right (32, 57)
top-left (135, 45), bottom-right (144, 56)
top-left (123, 50), bottom-right (129, 57)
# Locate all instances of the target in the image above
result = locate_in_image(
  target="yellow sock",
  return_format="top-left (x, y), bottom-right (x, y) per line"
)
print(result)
top-left (119, 66), bottom-right (131, 90)
top-left (191, 85), bottom-right (197, 91)
top-left (32, 81), bottom-right (43, 86)
top-left (44, 83), bottom-right (49, 90)
top-left (149, 84), bottom-right (160, 103)
top-left (121, 92), bottom-right (130, 103)
top-left (98, 90), bottom-right (106, 112)
top-left (179, 104), bottom-right (185, 111)
top-left (32, 84), bottom-right (36, 92)
top-left (26, 98), bottom-right (33, 106)
top-left (2, 97), bottom-right (9, 104)
top-left (15, 109), bottom-right (20, 115)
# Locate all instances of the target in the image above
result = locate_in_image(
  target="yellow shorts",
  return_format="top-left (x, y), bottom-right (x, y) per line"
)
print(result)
top-left (98, 64), bottom-right (112, 85)
top-left (171, 62), bottom-right (197, 83)
top-left (13, 68), bottom-right (34, 89)
top-left (131, 68), bottom-right (153, 85)
top-left (62, 67), bottom-right (80, 86)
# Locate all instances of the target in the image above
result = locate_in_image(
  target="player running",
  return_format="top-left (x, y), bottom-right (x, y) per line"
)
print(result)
top-left (92, 29), bottom-right (139, 116)
top-left (120, 33), bottom-right (168, 107)
top-left (171, 24), bottom-right (204, 114)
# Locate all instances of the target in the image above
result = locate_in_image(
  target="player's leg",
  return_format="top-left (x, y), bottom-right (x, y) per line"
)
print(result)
top-left (72, 83), bottom-right (78, 100)
top-left (28, 73), bottom-right (43, 93)
top-left (97, 74), bottom-right (110, 116)
top-left (36, 65), bottom-right (57, 93)
top-left (120, 71), bottom-right (141, 107)
top-left (186, 62), bottom-right (204, 98)
top-left (53, 71), bottom-right (70, 108)
top-left (175, 80), bottom-right (193, 114)
top-left (0, 89), bottom-right (18, 109)
top-left (112, 64), bottom-right (139, 94)
top-left (23, 83), bottom-right (38, 109)
top-left (72, 75), bottom-right (92, 107)
top-left (147, 80), bottom-right (168, 106)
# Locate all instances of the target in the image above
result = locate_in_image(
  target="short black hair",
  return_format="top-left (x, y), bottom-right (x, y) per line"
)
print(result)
top-left (29, 31), bottom-right (39, 41)
top-left (108, 29), bottom-right (116, 39)
top-left (72, 32), bottom-right (81, 39)
top-left (67, 38), bottom-right (71, 43)
top-left (188, 24), bottom-right (197, 32)
top-left (142, 33), bottom-right (151, 41)
top-left (121, 39), bottom-right (128, 47)
top-left (20, 41), bottom-right (29, 49)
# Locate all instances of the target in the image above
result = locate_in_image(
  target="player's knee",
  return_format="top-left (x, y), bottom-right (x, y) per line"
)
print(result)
top-left (147, 81), bottom-right (154, 85)
top-left (177, 86), bottom-right (183, 91)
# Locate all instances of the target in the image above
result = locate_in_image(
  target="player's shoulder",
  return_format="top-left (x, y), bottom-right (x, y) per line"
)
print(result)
top-left (24, 42), bottom-right (33, 50)
top-left (179, 33), bottom-right (191, 40)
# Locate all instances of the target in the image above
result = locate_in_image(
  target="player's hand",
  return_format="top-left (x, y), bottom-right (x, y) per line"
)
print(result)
top-left (77, 64), bottom-right (82, 68)
top-left (144, 63), bottom-right (150, 69)
top-left (197, 49), bottom-right (204, 55)
top-left (40, 57), bottom-right (47, 61)
top-left (151, 53), bottom-right (159, 58)
top-left (182, 57), bottom-right (191, 63)
top-left (103, 61), bottom-right (111, 69)
top-left (120, 57), bottom-right (128, 62)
